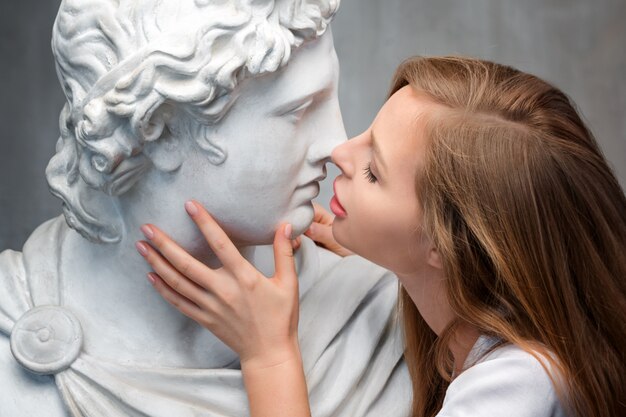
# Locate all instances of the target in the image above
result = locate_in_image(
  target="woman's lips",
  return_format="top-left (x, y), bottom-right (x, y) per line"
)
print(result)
top-left (331, 178), bottom-right (347, 218)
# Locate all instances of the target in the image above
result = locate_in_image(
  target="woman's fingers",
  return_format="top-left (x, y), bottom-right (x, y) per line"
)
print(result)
top-left (184, 200), bottom-right (252, 274)
top-left (273, 224), bottom-right (297, 285)
top-left (312, 202), bottom-right (334, 225)
top-left (139, 224), bottom-right (209, 286)
top-left (291, 236), bottom-right (302, 251)
top-left (149, 272), bottom-right (207, 322)
top-left (304, 222), bottom-right (334, 246)
top-left (139, 207), bottom-right (303, 363)
top-left (136, 240), bottom-right (213, 306)
top-left (305, 221), bottom-right (324, 239)
top-left (304, 221), bottom-right (354, 257)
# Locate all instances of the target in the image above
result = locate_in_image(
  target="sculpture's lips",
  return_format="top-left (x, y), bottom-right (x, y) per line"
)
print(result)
top-left (331, 178), bottom-right (347, 218)
top-left (295, 168), bottom-right (326, 202)
top-left (295, 181), bottom-right (321, 201)
top-left (297, 167), bottom-right (328, 189)
top-left (297, 180), bottom-right (322, 189)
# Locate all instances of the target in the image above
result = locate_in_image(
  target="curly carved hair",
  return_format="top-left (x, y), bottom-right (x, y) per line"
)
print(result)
top-left (46, 0), bottom-right (340, 243)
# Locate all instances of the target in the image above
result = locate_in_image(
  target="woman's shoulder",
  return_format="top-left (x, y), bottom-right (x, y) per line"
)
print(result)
top-left (437, 338), bottom-right (567, 417)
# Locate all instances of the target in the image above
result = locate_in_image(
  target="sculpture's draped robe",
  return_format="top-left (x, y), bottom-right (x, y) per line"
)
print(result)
top-left (0, 217), bottom-right (411, 416)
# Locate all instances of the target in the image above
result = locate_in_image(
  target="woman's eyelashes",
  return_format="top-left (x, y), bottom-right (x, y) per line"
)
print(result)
top-left (363, 163), bottom-right (378, 183)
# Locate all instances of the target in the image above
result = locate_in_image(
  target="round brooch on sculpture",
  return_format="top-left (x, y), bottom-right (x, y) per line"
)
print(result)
top-left (10, 305), bottom-right (83, 375)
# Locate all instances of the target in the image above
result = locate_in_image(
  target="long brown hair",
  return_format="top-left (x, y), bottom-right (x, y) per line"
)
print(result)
top-left (393, 56), bottom-right (626, 417)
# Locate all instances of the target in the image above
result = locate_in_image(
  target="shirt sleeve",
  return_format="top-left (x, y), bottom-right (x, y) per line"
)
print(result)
top-left (436, 345), bottom-right (566, 417)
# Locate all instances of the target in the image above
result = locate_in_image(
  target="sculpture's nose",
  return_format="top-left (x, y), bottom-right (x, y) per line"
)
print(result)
top-left (306, 99), bottom-right (348, 165)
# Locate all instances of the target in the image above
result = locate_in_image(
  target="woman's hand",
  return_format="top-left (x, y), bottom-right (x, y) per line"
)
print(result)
top-left (135, 200), bottom-right (300, 370)
top-left (304, 203), bottom-right (354, 257)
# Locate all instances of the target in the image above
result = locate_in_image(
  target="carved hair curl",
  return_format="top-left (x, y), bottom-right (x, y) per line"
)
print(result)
top-left (45, 0), bottom-right (340, 243)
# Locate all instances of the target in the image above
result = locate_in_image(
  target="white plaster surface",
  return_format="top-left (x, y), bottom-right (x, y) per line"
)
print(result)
top-left (0, 0), bottom-right (411, 415)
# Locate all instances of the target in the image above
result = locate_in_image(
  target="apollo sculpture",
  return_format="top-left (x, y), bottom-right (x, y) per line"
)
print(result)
top-left (0, 0), bottom-right (411, 415)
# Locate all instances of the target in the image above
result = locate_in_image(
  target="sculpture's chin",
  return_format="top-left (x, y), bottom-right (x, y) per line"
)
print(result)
top-left (228, 203), bottom-right (315, 246)
top-left (287, 203), bottom-right (316, 237)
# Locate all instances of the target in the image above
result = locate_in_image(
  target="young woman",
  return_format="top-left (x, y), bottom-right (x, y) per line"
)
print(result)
top-left (135, 56), bottom-right (626, 417)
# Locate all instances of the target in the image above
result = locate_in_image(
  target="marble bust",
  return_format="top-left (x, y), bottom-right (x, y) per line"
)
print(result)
top-left (0, 0), bottom-right (411, 415)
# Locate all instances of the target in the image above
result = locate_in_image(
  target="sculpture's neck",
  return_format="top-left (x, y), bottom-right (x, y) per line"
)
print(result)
top-left (59, 225), bottom-right (256, 368)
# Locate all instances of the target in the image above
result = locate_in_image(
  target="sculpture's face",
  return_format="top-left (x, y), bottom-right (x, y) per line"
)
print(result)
top-left (134, 30), bottom-right (346, 247)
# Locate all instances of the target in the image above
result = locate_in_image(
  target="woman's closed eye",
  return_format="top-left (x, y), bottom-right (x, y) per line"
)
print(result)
top-left (363, 163), bottom-right (378, 183)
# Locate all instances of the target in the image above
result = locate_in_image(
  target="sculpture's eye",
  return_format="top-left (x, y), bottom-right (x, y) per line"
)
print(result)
top-left (279, 98), bottom-right (314, 123)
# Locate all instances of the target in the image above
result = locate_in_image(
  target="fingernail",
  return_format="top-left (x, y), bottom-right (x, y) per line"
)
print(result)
top-left (284, 223), bottom-right (292, 239)
top-left (147, 272), bottom-right (157, 285)
top-left (135, 241), bottom-right (149, 257)
top-left (141, 225), bottom-right (154, 240)
top-left (185, 201), bottom-right (198, 216)
top-left (308, 223), bottom-right (316, 234)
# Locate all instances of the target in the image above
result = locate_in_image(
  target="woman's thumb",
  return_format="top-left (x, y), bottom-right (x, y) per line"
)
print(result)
top-left (273, 223), bottom-right (297, 283)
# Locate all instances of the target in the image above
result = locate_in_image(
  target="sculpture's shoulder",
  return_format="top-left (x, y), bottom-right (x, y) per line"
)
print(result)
top-left (0, 334), bottom-right (68, 416)
top-left (0, 240), bottom-right (25, 281)
top-left (0, 216), bottom-right (67, 332)
top-left (0, 216), bottom-right (70, 417)
top-left (0, 245), bottom-right (30, 336)
top-left (0, 215), bottom-right (67, 266)
top-left (20, 215), bottom-right (68, 258)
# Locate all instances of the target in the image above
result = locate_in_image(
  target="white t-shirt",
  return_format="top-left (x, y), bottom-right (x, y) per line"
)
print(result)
top-left (437, 336), bottom-right (568, 417)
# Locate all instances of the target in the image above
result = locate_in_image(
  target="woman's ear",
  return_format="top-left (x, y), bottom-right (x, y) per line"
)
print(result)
top-left (427, 246), bottom-right (443, 270)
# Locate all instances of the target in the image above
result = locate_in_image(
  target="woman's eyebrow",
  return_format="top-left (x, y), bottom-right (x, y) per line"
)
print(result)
top-left (371, 129), bottom-right (388, 174)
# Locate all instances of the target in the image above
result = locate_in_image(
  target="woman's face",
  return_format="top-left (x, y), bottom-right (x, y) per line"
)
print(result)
top-left (330, 86), bottom-right (439, 277)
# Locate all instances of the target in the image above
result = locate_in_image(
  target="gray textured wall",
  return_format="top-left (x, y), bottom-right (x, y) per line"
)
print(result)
top-left (1, 0), bottom-right (624, 251)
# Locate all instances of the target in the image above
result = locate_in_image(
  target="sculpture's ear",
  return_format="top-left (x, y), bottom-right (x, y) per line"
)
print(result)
top-left (142, 107), bottom-right (228, 171)
top-left (195, 125), bottom-right (228, 166)
top-left (142, 105), bottom-right (185, 172)
top-left (143, 127), bottom-right (185, 172)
